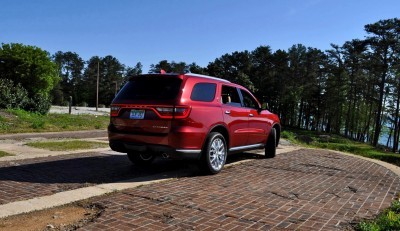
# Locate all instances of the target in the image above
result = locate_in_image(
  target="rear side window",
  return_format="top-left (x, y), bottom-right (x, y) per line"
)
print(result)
top-left (190, 83), bottom-right (216, 102)
top-left (115, 77), bottom-right (182, 100)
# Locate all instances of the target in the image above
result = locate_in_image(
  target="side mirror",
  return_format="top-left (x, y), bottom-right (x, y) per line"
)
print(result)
top-left (261, 102), bottom-right (269, 110)
top-left (257, 103), bottom-right (267, 113)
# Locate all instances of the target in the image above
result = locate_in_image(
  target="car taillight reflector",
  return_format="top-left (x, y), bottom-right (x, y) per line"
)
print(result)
top-left (110, 106), bottom-right (121, 117)
top-left (155, 107), bottom-right (174, 116)
top-left (155, 106), bottom-right (190, 119)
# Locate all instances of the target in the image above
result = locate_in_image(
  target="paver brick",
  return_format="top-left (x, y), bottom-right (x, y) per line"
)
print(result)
top-left (78, 149), bottom-right (400, 230)
top-left (0, 152), bottom-right (190, 204)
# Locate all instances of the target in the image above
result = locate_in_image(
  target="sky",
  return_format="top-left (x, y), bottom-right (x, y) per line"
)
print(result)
top-left (1, 0), bottom-right (399, 73)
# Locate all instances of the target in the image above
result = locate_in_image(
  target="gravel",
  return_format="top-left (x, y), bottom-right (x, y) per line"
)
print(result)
top-left (49, 106), bottom-right (109, 116)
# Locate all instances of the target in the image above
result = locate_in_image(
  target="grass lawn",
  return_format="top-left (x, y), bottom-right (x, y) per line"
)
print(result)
top-left (282, 127), bottom-right (400, 167)
top-left (0, 109), bottom-right (109, 134)
top-left (0, 150), bottom-right (13, 158)
top-left (356, 200), bottom-right (400, 231)
top-left (26, 140), bottom-right (109, 151)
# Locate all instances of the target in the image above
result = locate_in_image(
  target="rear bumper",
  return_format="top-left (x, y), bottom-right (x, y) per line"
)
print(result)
top-left (109, 140), bottom-right (201, 159)
top-left (109, 140), bottom-right (201, 160)
top-left (108, 122), bottom-right (205, 160)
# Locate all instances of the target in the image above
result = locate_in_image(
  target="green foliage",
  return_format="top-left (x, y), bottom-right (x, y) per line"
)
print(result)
top-left (26, 140), bottom-right (108, 151)
top-left (357, 201), bottom-right (400, 231)
top-left (207, 51), bottom-right (256, 91)
top-left (0, 78), bottom-right (29, 109)
top-left (0, 43), bottom-right (59, 114)
top-left (23, 93), bottom-right (52, 115)
top-left (51, 51), bottom-right (84, 106)
top-left (0, 150), bottom-right (13, 158)
top-left (188, 62), bottom-right (208, 75)
top-left (149, 60), bottom-right (188, 73)
top-left (285, 127), bottom-right (400, 167)
top-left (6, 108), bottom-right (47, 129)
top-left (0, 116), bottom-right (8, 131)
top-left (281, 130), bottom-right (297, 143)
top-left (357, 221), bottom-right (379, 231)
top-left (126, 62), bottom-right (143, 77)
top-left (0, 109), bottom-right (109, 133)
top-left (148, 60), bottom-right (207, 76)
top-left (391, 200), bottom-right (400, 213)
top-left (83, 55), bottom-right (125, 107)
top-left (363, 18), bottom-right (400, 147)
top-left (0, 43), bottom-right (59, 97)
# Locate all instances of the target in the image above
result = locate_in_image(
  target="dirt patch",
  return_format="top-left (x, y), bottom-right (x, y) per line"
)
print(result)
top-left (0, 202), bottom-right (103, 231)
top-left (0, 111), bottom-right (15, 121)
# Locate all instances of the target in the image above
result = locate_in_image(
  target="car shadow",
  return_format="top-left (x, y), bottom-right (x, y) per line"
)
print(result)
top-left (226, 151), bottom-right (263, 164)
top-left (0, 151), bottom-right (265, 205)
top-left (0, 151), bottom-right (263, 185)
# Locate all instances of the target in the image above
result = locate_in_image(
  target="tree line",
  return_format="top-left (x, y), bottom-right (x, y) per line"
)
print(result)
top-left (0, 18), bottom-right (399, 151)
top-left (151, 18), bottom-right (400, 151)
top-left (51, 53), bottom-right (143, 107)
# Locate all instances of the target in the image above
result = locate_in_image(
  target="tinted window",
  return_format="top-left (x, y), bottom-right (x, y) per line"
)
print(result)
top-left (115, 77), bottom-right (182, 100)
top-left (240, 89), bottom-right (259, 109)
top-left (221, 85), bottom-right (242, 107)
top-left (190, 83), bottom-right (216, 102)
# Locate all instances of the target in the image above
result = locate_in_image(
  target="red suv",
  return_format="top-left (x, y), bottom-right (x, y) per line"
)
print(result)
top-left (108, 73), bottom-right (280, 174)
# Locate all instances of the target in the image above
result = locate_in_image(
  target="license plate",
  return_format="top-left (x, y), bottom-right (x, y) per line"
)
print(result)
top-left (129, 109), bottom-right (145, 119)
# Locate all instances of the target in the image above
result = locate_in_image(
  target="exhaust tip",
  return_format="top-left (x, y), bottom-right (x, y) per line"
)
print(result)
top-left (162, 153), bottom-right (170, 159)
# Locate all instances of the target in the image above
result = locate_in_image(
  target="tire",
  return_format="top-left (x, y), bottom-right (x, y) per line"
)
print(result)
top-left (264, 128), bottom-right (276, 158)
top-left (200, 132), bottom-right (227, 174)
top-left (127, 152), bottom-right (155, 165)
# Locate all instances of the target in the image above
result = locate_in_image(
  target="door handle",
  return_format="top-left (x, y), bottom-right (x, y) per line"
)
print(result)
top-left (225, 110), bottom-right (231, 114)
top-left (249, 113), bottom-right (254, 117)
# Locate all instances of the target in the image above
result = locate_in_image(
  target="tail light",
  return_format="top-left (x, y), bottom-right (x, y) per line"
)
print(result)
top-left (110, 106), bottom-right (121, 117)
top-left (155, 106), bottom-right (191, 119)
top-left (110, 105), bottom-right (190, 119)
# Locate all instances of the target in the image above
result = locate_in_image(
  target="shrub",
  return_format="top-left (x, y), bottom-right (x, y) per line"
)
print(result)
top-left (0, 79), bottom-right (52, 114)
top-left (23, 94), bottom-right (52, 115)
top-left (281, 130), bottom-right (295, 139)
top-left (356, 200), bottom-right (400, 230)
top-left (0, 79), bottom-right (29, 109)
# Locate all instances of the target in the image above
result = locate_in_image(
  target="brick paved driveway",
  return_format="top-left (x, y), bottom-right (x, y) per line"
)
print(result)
top-left (79, 149), bottom-right (400, 231)
top-left (0, 149), bottom-right (258, 205)
top-left (0, 152), bottom-right (193, 205)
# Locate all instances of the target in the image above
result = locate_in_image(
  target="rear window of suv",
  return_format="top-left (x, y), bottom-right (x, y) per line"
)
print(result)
top-left (115, 76), bottom-right (182, 100)
top-left (190, 83), bottom-right (216, 102)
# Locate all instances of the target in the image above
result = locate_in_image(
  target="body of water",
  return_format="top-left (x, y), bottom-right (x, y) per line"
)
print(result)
top-left (379, 133), bottom-right (392, 148)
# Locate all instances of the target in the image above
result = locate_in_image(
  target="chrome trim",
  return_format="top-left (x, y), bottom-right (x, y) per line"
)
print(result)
top-left (229, 143), bottom-right (264, 152)
top-left (176, 149), bottom-right (202, 154)
top-left (185, 73), bottom-right (231, 83)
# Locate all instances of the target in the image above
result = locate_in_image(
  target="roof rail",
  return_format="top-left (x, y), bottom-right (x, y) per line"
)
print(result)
top-left (185, 73), bottom-right (230, 83)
